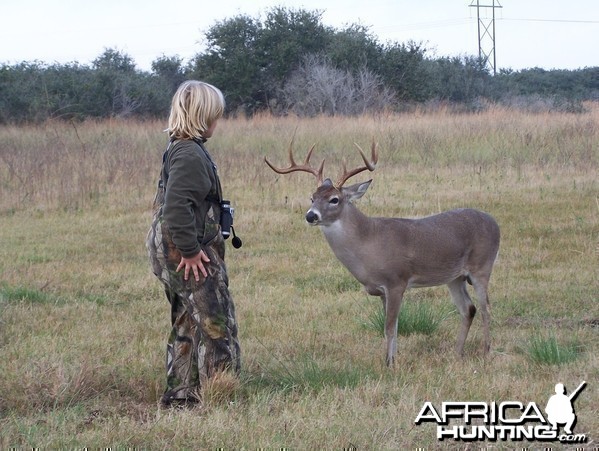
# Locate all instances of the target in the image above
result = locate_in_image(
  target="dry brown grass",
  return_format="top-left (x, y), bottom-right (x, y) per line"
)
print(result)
top-left (0, 106), bottom-right (597, 448)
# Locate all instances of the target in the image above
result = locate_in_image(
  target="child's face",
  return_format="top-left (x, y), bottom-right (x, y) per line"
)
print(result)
top-left (204, 119), bottom-right (219, 139)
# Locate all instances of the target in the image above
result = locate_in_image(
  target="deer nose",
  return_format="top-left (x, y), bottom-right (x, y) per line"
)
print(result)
top-left (306, 210), bottom-right (320, 224)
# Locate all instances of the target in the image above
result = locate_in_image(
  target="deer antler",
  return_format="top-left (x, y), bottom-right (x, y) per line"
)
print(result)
top-left (264, 139), bottom-right (325, 186)
top-left (335, 140), bottom-right (378, 188)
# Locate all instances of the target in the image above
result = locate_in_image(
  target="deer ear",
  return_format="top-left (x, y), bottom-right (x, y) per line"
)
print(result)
top-left (344, 179), bottom-right (372, 202)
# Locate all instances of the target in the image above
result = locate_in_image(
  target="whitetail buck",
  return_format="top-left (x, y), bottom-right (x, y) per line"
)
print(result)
top-left (265, 140), bottom-right (500, 366)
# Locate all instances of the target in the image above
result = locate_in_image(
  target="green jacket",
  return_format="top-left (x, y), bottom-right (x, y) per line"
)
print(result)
top-left (162, 138), bottom-right (222, 258)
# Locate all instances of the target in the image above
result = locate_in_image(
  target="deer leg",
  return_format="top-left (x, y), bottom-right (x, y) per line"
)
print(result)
top-left (470, 274), bottom-right (491, 355)
top-left (448, 277), bottom-right (476, 357)
top-left (383, 284), bottom-right (406, 367)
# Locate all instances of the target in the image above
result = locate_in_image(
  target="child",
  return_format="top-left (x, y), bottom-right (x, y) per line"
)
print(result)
top-left (146, 80), bottom-right (240, 407)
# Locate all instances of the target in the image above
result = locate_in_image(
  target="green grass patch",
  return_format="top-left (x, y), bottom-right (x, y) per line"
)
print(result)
top-left (253, 351), bottom-right (375, 394)
top-left (0, 283), bottom-right (57, 304)
top-left (362, 299), bottom-right (452, 337)
top-left (0, 283), bottom-right (111, 306)
top-left (524, 333), bottom-right (584, 365)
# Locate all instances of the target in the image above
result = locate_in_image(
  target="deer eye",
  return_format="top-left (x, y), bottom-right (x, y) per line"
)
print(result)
top-left (329, 197), bottom-right (339, 205)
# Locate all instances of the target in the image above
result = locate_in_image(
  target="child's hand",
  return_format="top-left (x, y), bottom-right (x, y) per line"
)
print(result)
top-left (177, 250), bottom-right (211, 281)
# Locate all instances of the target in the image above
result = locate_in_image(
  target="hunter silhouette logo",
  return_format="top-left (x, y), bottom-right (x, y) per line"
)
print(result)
top-left (414, 380), bottom-right (588, 443)
top-left (545, 381), bottom-right (586, 435)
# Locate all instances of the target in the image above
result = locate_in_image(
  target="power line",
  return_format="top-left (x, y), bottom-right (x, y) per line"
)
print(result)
top-left (500, 17), bottom-right (599, 24)
top-left (376, 18), bottom-right (472, 32)
top-left (374, 16), bottom-right (598, 34)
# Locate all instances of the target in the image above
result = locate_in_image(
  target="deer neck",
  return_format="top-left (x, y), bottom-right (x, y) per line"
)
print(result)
top-left (320, 203), bottom-right (373, 260)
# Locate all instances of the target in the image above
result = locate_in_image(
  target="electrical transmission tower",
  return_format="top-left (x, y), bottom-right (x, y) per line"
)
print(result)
top-left (469, 0), bottom-right (502, 74)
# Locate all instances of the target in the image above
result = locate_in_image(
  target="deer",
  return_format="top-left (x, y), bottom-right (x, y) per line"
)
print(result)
top-left (265, 140), bottom-right (501, 366)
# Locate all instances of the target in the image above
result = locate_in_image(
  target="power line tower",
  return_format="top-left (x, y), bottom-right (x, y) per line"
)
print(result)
top-left (469, 0), bottom-right (502, 74)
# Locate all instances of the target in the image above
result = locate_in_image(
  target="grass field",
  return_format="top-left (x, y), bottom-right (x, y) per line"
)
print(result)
top-left (0, 106), bottom-right (597, 448)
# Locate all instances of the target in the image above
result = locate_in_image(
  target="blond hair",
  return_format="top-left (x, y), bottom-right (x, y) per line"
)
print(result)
top-left (167, 80), bottom-right (225, 140)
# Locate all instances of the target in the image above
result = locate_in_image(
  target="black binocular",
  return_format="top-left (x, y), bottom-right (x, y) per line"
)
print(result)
top-left (220, 200), bottom-right (242, 248)
top-left (220, 200), bottom-right (234, 238)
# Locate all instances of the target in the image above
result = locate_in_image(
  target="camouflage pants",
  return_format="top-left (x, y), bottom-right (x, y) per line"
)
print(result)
top-left (146, 216), bottom-right (240, 403)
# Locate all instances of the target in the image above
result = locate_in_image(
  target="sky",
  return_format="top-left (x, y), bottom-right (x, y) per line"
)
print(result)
top-left (1, 0), bottom-right (598, 72)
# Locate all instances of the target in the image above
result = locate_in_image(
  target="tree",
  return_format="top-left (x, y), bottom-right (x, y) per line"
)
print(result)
top-left (325, 24), bottom-right (382, 73)
top-left (189, 14), bottom-right (263, 113)
top-left (92, 48), bottom-right (137, 73)
top-left (281, 55), bottom-right (394, 116)
top-left (378, 41), bottom-right (431, 102)
top-left (90, 48), bottom-right (141, 117)
top-left (189, 7), bottom-right (335, 114)
top-left (151, 55), bottom-right (186, 94)
top-left (258, 7), bottom-right (332, 90)
top-left (0, 62), bottom-right (45, 123)
top-left (428, 55), bottom-right (489, 104)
